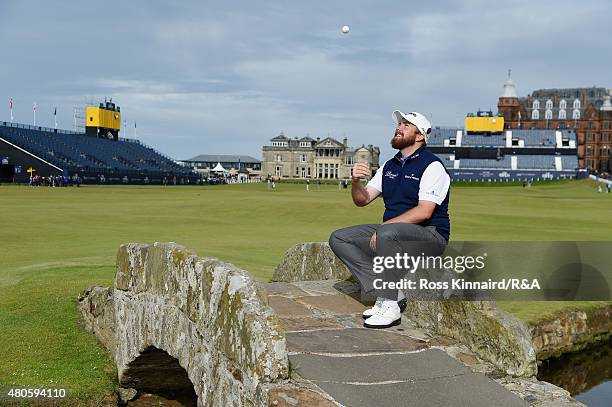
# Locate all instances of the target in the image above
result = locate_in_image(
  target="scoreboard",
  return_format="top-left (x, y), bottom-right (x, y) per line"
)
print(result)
top-left (86, 101), bottom-right (121, 140)
top-left (465, 110), bottom-right (505, 134)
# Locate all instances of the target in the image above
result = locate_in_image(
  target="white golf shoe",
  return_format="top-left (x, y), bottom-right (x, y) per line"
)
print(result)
top-left (362, 297), bottom-right (407, 319)
top-left (363, 299), bottom-right (401, 329)
top-left (362, 297), bottom-right (385, 319)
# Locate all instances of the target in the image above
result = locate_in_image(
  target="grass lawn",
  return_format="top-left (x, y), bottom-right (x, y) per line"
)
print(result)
top-left (1, 179), bottom-right (611, 403)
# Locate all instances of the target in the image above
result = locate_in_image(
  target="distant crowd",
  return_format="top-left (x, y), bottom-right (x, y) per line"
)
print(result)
top-left (29, 174), bottom-right (82, 187)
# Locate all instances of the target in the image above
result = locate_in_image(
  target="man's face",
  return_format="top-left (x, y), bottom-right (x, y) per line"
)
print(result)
top-left (391, 120), bottom-right (421, 149)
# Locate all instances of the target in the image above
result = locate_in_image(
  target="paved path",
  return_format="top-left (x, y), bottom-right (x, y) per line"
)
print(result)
top-left (263, 280), bottom-right (528, 407)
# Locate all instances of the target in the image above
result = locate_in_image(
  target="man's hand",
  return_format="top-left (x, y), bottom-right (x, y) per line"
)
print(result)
top-left (369, 232), bottom-right (376, 252)
top-left (351, 162), bottom-right (370, 181)
top-left (350, 163), bottom-right (380, 207)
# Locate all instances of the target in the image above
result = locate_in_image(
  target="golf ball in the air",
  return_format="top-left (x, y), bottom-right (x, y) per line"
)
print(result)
top-left (341, 25), bottom-right (350, 34)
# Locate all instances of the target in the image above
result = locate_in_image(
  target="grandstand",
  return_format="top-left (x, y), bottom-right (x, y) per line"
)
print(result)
top-left (428, 127), bottom-right (583, 181)
top-left (0, 122), bottom-right (196, 184)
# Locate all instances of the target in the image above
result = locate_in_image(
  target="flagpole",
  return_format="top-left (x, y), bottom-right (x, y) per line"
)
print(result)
top-left (33, 102), bottom-right (37, 126)
top-left (54, 107), bottom-right (58, 129)
top-left (9, 98), bottom-right (13, 123)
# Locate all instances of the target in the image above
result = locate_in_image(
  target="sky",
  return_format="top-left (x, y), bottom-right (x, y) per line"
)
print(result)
top-left (1, 0), bottom-right (611, 160)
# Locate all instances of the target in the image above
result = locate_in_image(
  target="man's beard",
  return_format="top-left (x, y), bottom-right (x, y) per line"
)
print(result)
top-left (391, 132), bottom-right (415, 149)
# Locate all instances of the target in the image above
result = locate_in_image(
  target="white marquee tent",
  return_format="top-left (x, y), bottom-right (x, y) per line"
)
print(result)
top-left (211, 162), bottom-right (227, 173)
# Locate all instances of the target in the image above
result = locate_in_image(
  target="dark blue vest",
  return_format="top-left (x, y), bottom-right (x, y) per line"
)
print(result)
top-left (381, 145), bottom-right (451, 241)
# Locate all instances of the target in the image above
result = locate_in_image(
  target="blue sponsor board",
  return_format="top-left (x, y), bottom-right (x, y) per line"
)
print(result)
top-left (447, 169), bottom-right (580, 181)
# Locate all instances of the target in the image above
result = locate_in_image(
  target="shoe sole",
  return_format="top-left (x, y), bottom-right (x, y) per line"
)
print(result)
top-left (361, 299), bottom-right (407, 319)
top-left (363, 317), bottom-right (401, 329)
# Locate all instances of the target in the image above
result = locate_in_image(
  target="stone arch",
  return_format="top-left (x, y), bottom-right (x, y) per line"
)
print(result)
top-left (121, 346), bottom-right (198, 405)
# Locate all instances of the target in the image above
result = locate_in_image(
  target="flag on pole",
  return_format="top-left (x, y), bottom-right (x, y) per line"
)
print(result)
top-left (33, 102), bottom-right (37, 126)
top-left (9, 98), bottom-right (13, 122)
top-left (54, 107), bottom-right (58, 129)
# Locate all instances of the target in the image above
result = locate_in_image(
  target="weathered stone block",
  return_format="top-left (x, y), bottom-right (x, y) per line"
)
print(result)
top-left (405, 299), bottom-right (537, 377)
top-left (272, 242), bottom-right (351, 282)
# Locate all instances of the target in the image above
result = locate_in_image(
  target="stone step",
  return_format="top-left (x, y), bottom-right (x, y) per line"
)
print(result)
top-left (290, 351), bottom-right (528, 407)
top-left (285, 328), bottom-right (429, 354)
top-left (290, 349), bottom-right (469, 382)
top-left (302, 372), bottom-right (529, 407)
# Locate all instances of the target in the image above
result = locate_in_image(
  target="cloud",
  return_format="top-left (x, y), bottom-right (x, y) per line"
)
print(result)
top-left (0, 0), bottom-right (610, 161)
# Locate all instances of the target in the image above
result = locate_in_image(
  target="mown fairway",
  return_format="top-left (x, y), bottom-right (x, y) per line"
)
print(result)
top-left (1, 179), bottom-right (611, 404)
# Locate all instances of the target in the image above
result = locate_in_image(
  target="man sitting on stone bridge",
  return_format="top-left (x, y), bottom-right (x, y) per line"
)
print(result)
top-left (329, 110), bottom-right (451, 329)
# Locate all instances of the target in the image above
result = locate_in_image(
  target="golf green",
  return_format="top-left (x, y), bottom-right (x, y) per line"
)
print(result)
top-left (1, 180), bottom-right (610, 403)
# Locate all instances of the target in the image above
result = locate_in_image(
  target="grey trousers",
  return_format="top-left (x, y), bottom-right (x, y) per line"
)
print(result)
top-left (329, 223), bottom-right (447, 300)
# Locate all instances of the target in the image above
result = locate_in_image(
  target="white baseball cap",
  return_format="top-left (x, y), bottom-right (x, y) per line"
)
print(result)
top-left (392, 110), bottom-right (432, 143)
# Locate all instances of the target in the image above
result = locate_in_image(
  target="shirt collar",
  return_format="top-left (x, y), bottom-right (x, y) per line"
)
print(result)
top-left (394, 144), bottom-right (427, 163)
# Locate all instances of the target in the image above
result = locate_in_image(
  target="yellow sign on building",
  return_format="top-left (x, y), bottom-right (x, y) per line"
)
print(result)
top-left (86, 106), bottom-right (121, 130)
top-left (465, 111), bottom-right (505, 134)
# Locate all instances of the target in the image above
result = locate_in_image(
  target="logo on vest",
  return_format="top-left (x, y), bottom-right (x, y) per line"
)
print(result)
top-left (404, 173), bottom-right (420, 181)
top-left (384, 171), bottom-right (398, 179)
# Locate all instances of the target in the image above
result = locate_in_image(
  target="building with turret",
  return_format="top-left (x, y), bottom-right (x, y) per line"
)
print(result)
top-left (261, 133), bottom-right (380, 180)
top-left (497, 72), bottom-right (612, 172)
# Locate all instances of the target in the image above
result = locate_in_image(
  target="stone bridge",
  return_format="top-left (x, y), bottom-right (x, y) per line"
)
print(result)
top-left (78, 242), bottom-right (288, 406)
top-left (79, 242), bottom-right (584, 407)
